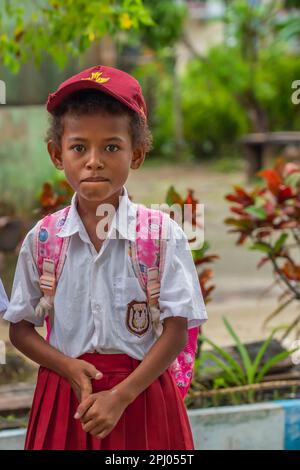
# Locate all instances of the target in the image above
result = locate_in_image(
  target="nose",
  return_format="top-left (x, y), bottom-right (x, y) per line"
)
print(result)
top-left (85, 149), bottom-right (104, 170)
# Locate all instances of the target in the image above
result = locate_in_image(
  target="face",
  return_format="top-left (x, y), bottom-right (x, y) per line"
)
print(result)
top-left (48, 111), bottom-right (145, 209)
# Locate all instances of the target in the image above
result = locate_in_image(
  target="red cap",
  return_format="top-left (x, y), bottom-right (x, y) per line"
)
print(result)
top-left (46, 65), bottom-right (147, 120)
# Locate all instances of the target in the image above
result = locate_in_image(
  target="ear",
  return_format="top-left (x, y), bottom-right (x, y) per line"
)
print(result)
top-left (131, 146), bottom-right (145, 170)
top-left (47, 140), bottom-right (64, 170)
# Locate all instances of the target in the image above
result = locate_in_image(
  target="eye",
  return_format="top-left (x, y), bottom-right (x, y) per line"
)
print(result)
top-left (71, 144), bottom-right (85, 153)
top-left (105, 144), bottom-right (119, 153)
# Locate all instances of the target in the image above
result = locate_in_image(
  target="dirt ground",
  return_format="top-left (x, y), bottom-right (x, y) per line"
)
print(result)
top-left (1, 162), bottom-right (299, 366)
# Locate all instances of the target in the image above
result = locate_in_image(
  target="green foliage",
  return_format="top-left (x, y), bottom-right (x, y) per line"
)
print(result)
top-left (257, 51), bottom-right (300, 131)
top-left (133, 61), bottom-right (178, 160)
top-left (0, 106), bottom-right (56, 213)
top-left (137, 0), bottom-right (187, 51)
top-left (174, 0), bottom-right (300, 159)
top-left (198, 316), bottom-right (298, 390)
top-left (177, 44), bottom-right (300, 159)
top-left (0, 0), bottom-right (153, 72)
top-left (181, 57), bottom-right (249, 158)
top-left (0, 0), bottom-right (188, 73)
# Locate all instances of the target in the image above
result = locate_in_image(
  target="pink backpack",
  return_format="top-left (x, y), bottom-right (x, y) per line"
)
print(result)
top-left (33, 204), bottom-right (199, 399)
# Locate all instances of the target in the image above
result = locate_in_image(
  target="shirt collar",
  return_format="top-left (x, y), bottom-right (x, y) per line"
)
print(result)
top-left (57, 185), bottom-right (137, 242)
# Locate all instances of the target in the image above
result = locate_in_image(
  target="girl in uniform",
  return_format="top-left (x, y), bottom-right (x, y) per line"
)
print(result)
top-left (2, 65), bottom-right (208, 450)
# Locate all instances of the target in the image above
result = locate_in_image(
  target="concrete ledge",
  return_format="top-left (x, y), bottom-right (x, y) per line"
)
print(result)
top-left (276, 399), bottom-right (300, 450)
top-left (188, 400), bottom-right (300, 450)
top-left (0, 429), bottom-right (26, 450)
top-left (1, 400), bottom-right (300, 450)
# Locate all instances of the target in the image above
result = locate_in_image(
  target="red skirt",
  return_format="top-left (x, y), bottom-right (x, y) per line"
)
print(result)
top-left (24, 353), bottom-right (195, 450)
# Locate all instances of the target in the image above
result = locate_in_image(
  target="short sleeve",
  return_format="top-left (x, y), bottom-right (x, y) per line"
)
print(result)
top-left (2, 224), bottom-right (44, 327)
top-left (158, 216), bottom-right (208, 329)
top-left (0, 278), bottom-right (9, 314)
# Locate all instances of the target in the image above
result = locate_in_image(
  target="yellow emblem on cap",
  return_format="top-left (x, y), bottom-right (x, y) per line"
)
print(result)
top-left (81, 71), bottom-right (110, 84)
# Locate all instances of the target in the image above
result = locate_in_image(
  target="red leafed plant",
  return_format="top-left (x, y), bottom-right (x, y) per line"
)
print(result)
top-left (35, 179), bottom-right (74, 217)
top-left (165, 185), bottom-right (219, 305)
top-left (224, 157), bottom-right (300, 338)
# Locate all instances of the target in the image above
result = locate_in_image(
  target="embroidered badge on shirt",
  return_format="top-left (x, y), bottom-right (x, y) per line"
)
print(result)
top-left (126, 300), bottom-right (150, 337)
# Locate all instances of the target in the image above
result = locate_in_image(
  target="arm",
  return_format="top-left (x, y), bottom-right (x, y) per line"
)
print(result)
top-left (9, 320), bottom-right (103, 401)
top-left (4, 229), bottom-right (103, 402)
top-left (112, 316), bottom-right (188, 403)
top-left (76, 316), bottom-right (188, 438)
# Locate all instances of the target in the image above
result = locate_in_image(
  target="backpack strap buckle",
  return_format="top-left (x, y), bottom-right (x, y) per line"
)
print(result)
top-left (146, 267), bottom-right (160, 305)
top-left (39, 259), bottom-right (56, 296)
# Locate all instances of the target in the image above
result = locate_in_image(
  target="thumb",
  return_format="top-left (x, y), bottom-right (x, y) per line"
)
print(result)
top-left (75, 394), bottom-right (94, 419)
top-left (80, 374), bottom-right (93, 398)
top-left (80, 385), bottom-right (91, 403)
top-left (84, 363), bottom-right (103, 380)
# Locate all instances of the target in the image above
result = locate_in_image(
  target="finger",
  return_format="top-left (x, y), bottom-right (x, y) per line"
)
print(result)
top-left (82, 418), bottom-right (102, 434)
top-left (80, 381), bottom-right (92, 403)
top-left (80, 413), bottom-right (93, 425)
top-left (74, 395), bottom-right (94, 419)
top-left (84, 363), bottom-right (103, 380)
top-left (88, 423), bottom-right (106, 437)
top-left (72, 386), bottom-right (81, 402)
top-left (96, 428), bottom-right (110, 440)
top-left (80, 405), bottom-right (97, 424)
top-left (80, 372), bottom-right (98, 402)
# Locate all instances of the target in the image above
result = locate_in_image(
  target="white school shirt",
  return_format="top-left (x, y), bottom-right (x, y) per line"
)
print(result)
top-left (2, 186), bottom-right (208, 360)
top-left (0, 278), bottom-right (9, 314)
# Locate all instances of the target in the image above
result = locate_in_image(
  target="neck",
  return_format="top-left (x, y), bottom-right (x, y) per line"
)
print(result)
top-left (76, 187), bottom-right (124, 223)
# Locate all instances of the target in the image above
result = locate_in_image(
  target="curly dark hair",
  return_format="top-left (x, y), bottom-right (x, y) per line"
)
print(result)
top-left (45, 89), bottom-right (153, 153)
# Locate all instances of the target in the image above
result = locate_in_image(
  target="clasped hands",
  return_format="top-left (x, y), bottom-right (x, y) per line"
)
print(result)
top-left (65, 358), bottom-right (130, 439)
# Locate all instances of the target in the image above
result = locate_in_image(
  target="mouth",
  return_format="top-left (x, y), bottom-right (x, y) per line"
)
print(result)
top-left (81, 176), bottom-right (109, 183)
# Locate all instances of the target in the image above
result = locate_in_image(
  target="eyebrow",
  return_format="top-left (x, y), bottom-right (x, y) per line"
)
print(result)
top-left (68, 136), bottom-right (126, 143)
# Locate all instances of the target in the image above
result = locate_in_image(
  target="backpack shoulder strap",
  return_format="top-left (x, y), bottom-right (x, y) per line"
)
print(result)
top-left (129, 204), bottom-right (168, 304)
top-left (33, 206), bottom-right (71, 278)
top-left (33, 206), bottom-right (71, 338)
top-left (129, 205), bottom-right (199, 400)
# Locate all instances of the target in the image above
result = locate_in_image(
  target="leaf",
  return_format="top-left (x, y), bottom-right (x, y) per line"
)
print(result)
top-left (222, 316), bottom-right (252, 384)
top-left (191, 241), bottom-right (210, 260)
top-left (273, 233), bottom-right (288, 254)
top-left (257, 169), bottom-right (282, 196)
top-left (255, 349), bottom-right (299, 383)
top-left (257, 256), bottom-right (270, 268)
top-left (165, 185), bottom-right (184, 207)
top-left (249, 242), bottom-right (272, 254)
top-left (194, 255), bottom-right (219, 266)
top-left (281, 315), bottom-right (300, 342)
top-left (244, 205), bottom-right (267, 220)
top-left (224, 217), bottom-right (252, 227)
top-left (278, 185), bottom-right (293, 203)
top-left (198, 351), bottom-right (242, 386)
top-left (199, 334), bottom-right (245, 384)
top-left (285, 172), bottom-right (300, 189)
top-left (250, 330), bottom-right (276, 382)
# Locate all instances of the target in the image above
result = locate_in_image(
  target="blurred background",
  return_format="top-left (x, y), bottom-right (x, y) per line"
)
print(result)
top-left (1, 0), bottom-right (300, 449)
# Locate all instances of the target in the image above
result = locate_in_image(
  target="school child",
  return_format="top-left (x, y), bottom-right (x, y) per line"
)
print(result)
top-left (0, 277), bottom-right (8, 315)
top-left (2, 65), bottom-right (208, 450)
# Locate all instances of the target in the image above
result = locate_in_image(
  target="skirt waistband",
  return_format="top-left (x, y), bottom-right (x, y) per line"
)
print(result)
top-left (77, 353), bottom-right (142, 373)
